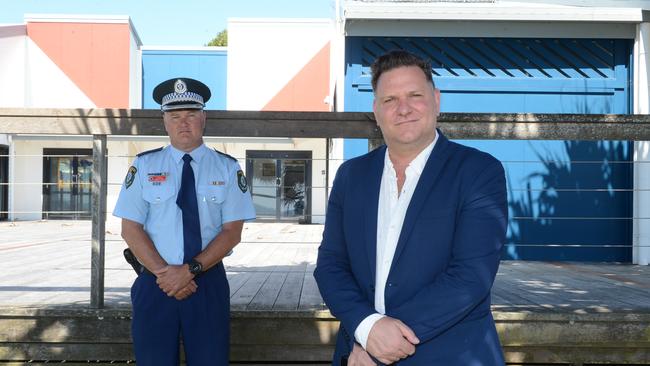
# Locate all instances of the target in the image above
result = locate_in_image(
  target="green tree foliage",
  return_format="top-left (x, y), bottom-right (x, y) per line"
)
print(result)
top-left (206, 29), bottom-right (227, 47)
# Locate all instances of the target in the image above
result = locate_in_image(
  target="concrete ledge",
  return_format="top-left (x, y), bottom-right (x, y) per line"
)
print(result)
top-left (0, 307), bottom-right (648, 364)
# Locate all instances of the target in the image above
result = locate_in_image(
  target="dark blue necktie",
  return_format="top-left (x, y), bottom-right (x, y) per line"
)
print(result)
top-left (177, 154), bottom-right (201, 262)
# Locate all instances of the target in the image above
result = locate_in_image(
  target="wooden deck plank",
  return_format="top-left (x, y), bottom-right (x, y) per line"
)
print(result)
top-left (230, 271), bottom-right (272, 310)
top-left (248, 272), bottom-right (288, 310)
top-left (1, 220), bottom-right (650, 315)
top-left (227, 271), bottom-right (252, 297)
top-left (496, 261), bottom-right (649, 312)
top-left (273, 271), bottom-right (305, 310)
top-left (299, 272), bottom-right (325, 311)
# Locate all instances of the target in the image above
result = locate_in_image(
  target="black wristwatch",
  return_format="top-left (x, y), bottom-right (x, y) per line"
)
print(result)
top-left (188, 259), bottom-right (203, 276)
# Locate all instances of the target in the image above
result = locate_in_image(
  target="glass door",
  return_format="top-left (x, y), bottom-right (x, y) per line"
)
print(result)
top-left (280, 159), bottom-right (307, 221)
top-left (247, 151), bottom-right (312, 223)
top-left (42, 148), bottom-right (93, 220)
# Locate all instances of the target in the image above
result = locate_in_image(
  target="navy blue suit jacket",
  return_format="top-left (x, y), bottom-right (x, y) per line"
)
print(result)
top-left (314, 131), bottom-right (507, 365)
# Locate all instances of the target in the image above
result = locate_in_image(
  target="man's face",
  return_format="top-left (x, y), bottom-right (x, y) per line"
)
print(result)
top-left (163, 109), bottom-right (206, 152)
top-left (373, 66), bottom-right (440, 153)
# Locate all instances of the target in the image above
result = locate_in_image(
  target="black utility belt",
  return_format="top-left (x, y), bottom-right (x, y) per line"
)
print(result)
top-left (123, 248), bottom-right (210, 277)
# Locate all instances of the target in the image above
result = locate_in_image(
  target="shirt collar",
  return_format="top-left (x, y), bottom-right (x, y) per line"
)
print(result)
top-left (169, 143), bottom-right (208, 164)
top-left (384, 131), bottom-right (439, 176)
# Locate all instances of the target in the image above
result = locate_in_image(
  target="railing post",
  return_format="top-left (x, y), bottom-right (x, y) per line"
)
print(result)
top-left (325, 137), bottom-right (330, 213)
top-left (91, 134), bottom-right (108, 308)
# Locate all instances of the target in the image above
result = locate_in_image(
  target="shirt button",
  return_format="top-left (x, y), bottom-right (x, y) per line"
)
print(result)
top-left (155, 197), bottom-right (161, 202)
top-left (211, 196), bottom-right (217, 202)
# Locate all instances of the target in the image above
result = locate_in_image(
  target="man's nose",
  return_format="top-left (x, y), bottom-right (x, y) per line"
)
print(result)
top-left (397, 98), bottom-right (411, 115)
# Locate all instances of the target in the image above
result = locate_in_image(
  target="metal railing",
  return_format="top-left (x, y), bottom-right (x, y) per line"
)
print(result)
top-left (2, 108), bottom-right (650, 308)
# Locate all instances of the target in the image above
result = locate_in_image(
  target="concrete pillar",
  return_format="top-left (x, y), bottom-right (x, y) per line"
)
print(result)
top-left (633, 22), bottom-right (650, 265)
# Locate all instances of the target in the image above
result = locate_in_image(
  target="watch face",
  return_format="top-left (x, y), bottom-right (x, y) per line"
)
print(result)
top-left (189, 261), bottom-right (202, 274)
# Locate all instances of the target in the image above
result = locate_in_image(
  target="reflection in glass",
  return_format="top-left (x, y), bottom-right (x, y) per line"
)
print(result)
top-left (43, 149), bottom-right (93, 219)
top-left (248, 152), bottom-right (311, 222)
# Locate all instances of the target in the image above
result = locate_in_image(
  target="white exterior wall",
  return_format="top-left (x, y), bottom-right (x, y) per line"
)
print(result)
top-left (227, 18), bottom-right (334, 223)
top-left (12, 138), bottom-right (94, 220)
top-left (633, 22), bottom-right (650, 265)
top-left (331, 6), bottom-right (347, 190)
top-left (345, 19), bottom-right (636, 39)
top-left (227, 18), bottom-right (333, 111)
top-left (24, 38), bottom-right (95, 108)
top-left (128, 30), bottom-right (142, 109)
top-left (0, 25), bottom-right (27, 107)
top-left (10, 137), bottom-right (169, 222)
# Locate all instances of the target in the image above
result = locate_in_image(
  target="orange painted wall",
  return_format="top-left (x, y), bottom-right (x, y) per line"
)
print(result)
top-left (27, 22), bottom-right (130, 108)
top-left (263, 42), bottom-right (330, 112)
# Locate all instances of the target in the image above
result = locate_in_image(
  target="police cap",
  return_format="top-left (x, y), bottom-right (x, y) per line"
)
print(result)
top-left (152, 77), bottom-right (211, 111)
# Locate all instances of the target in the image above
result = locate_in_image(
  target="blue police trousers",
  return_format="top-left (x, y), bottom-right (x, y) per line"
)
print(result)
top-left (130, 262), bottom-right (230, 365)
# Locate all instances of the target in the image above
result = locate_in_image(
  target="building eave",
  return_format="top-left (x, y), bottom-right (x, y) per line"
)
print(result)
top-left (343, 1), bottom-right (650, 22)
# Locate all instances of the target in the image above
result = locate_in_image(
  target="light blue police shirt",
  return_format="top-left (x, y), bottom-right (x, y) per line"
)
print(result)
top-left (113, 144), bottom-right (256, 265)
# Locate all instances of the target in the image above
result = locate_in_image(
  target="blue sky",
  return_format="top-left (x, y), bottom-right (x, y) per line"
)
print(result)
top-left (0, 0), bottom-right (335, 45)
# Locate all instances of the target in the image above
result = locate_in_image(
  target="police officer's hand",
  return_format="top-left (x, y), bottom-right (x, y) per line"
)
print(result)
top-left (174, 280), bottom-right (198, 300)
top-left (155, 265), bottom-right (195, 297)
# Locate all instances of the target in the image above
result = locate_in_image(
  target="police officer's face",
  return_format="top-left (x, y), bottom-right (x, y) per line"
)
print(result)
top-left (163, 109), bottom-right (206, 152)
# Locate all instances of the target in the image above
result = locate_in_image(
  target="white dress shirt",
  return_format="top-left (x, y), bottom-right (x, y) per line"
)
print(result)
top-left (354, 134), bottom-right (438, 349)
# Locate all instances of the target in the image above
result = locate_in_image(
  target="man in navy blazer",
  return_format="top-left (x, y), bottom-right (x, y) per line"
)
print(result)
top-left (314, 50), bottom-right (508, 365)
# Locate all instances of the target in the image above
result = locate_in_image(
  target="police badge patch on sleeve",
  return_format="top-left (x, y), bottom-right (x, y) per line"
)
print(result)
top-left (237, 170), bottom-right (248, 193)
top-left (125, 166), bottom-right (137, 189)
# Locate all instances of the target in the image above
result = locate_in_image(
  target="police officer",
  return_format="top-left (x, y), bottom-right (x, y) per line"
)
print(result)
top-left (114, 77), bottom-right (255, 365)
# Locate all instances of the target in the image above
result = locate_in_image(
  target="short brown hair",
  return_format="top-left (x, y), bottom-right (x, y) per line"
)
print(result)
top-left (370, 50), bottom-right (435, 92)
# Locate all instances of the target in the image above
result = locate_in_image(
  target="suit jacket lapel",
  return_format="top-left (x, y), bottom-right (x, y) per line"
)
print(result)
top-left (390, 132), bottom-right (452, 269)
top-left (364, 146), bottom-right (385, 281)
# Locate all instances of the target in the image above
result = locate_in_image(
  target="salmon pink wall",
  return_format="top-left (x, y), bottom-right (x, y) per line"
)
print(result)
top-left (27, 22), bottom-right (130, 108)
top-left (263, 42), bottom-right (330, 112)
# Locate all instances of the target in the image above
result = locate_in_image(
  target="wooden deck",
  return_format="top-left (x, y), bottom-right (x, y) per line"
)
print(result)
top-left (1, 220), bottom-right (649, 365)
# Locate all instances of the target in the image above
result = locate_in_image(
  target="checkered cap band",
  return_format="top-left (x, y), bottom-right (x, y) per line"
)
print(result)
top-left (161, 91), bottom-right (204, 107)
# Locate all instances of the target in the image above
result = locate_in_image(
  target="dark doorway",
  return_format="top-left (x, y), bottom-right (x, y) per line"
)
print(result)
top-left (246, 150), bottom-right (312, 223)
top-left (42, 148), bottom-right (93, 220)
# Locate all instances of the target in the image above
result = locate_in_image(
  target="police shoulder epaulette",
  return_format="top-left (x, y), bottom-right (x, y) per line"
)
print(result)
top-left (213, 148), bottom-right (237, 162)
top-left (137, 147), bottom-right (163, 157)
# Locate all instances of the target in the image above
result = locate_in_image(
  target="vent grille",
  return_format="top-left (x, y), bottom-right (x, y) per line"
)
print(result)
top-left (359, 37), bottom-right (616, 79)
